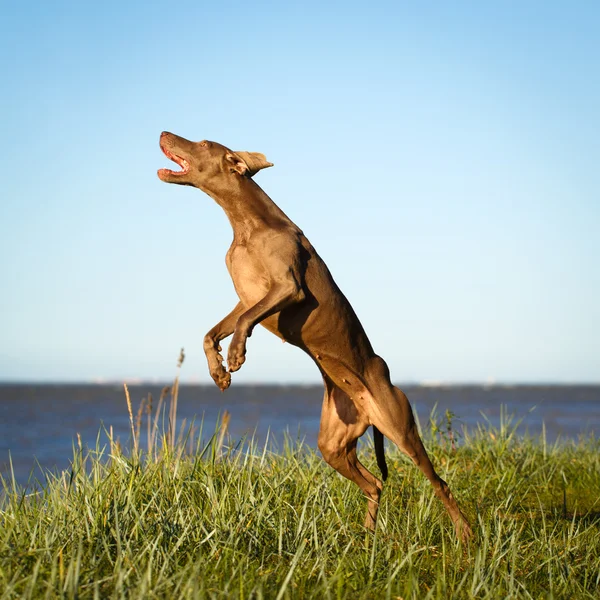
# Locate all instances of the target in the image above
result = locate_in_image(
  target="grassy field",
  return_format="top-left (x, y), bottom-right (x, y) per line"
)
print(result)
top-left (1, 370), bottom-right (599, 598)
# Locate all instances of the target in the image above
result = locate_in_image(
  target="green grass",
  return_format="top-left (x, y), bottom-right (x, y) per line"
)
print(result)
top-left (1, 374), bottom-right (599, 598)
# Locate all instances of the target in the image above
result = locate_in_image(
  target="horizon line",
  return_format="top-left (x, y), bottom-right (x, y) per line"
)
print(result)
top-left (0, 379), bottom-right (598, 387)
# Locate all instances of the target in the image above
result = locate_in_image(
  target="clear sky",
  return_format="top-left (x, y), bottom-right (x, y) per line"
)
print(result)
top-left (1, 1), bottom-right (598, 384)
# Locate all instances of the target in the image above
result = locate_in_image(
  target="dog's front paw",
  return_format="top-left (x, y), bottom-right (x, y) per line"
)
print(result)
top-left (227, 336), bottom-right (247, 373)
top-left (206, 347), bottom-right (231, 391)
top-left (210, 365), bottom-right (231, 391)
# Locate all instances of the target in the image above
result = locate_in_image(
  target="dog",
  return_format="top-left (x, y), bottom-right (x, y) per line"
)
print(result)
top-left (158, 132), bottom-right (472, 540)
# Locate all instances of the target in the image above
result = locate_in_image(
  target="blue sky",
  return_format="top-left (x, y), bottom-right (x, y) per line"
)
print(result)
top-left (1, 1), bottom-right (598, 383)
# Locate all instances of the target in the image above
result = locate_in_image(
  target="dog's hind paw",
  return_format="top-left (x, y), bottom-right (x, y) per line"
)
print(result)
top-left (456, 519), bottom-right (474, 544)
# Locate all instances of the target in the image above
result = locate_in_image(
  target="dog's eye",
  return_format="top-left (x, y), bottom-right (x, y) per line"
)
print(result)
top-left (200, 141), bottom-right (208, 147)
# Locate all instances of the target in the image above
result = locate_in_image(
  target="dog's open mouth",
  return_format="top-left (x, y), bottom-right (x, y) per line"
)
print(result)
top-left (158, 143), bottom-right (190, 179)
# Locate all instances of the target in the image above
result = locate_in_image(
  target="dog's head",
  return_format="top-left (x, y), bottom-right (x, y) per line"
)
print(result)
top-left (157, 131), bottom-right (273, 188)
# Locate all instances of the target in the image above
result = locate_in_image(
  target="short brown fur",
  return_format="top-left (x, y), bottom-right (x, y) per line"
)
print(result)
top-left (158, 132), bottom-right (472, 540)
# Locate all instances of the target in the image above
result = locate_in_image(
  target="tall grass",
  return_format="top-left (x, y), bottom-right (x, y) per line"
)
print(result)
top-left (1, 357), bottom-right (599, 598)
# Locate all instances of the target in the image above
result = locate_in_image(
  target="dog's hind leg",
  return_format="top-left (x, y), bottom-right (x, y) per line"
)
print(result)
top-left (364, 357), bottom-right (473, 541)
top-left (317, 378), bottom-right (383, 530)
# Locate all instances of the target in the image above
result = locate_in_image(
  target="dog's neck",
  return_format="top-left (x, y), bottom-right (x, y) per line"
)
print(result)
top-left (200, 177), bottom-right (300, 241)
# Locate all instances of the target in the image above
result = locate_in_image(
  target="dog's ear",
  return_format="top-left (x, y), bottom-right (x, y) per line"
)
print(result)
top-left (226, 151), bottom-right (273, 178)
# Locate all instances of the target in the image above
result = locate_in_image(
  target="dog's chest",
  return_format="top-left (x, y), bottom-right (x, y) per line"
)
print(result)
top-left (226, 245), bottom-right (269, 305)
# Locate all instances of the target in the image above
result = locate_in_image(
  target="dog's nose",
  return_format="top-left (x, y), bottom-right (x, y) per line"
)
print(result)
top-left (161, 131), bottom-right (170, 138)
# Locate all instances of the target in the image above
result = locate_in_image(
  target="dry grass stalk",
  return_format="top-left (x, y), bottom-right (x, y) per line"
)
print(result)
top-left (150, 386), bottom-right (169, 459)
top-left (135, 397), bottom-right (146, 449)
top-left (124, 383), bottom-right (138, 457)
top-left (168, 348), bottom-right (185, 452)
top-left (216, 410), bottom-right (231, 459)
top-left (146, 393), bottom-right (153, 457)
top-left (169, 379), bottom-right (179, 451)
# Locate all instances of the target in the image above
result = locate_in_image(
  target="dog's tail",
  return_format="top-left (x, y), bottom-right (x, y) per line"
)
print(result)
top-left (373, 425), bottom-right (388, 481)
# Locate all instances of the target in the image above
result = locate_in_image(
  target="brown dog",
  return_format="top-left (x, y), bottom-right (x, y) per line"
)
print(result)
top-left (158, 132), bottom-right (472, 540)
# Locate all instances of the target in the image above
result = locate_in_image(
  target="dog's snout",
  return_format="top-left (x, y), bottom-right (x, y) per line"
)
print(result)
top-left (160, 131), bottom-right (173, 149)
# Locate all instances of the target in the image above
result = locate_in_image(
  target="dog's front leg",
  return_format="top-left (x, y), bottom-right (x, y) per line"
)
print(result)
top-left (228, 281), bottom-right (305, 373)
top-left (203, 302), bottom-right (245, 391)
